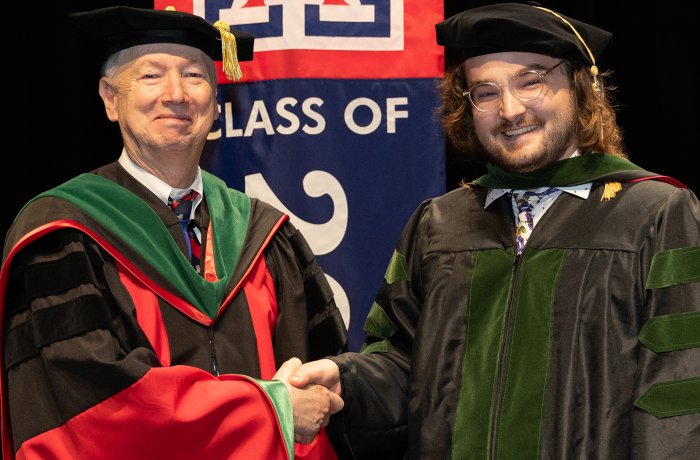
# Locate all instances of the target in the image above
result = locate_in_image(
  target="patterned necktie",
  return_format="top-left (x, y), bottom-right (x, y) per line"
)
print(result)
top-left (168, 190), bottom-right (201, 273)
top-left (513, 187), bottom-right (557, 255)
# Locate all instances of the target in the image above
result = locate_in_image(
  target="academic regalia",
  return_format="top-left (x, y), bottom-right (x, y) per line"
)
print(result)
top-left (327, 154), bottom-right (700, 459)
top-left (1, 162), bottom-right (347, 459)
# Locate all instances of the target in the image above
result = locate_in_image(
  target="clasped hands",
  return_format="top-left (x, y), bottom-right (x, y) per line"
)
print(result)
top-left (273, 357), bottom-right (342, 444)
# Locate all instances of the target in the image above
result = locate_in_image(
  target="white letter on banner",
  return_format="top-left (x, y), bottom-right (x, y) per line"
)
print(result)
top-left (345, 98), bottom-right (381, 134)
top-left (244, 171), bottom-right (348, 255)
top-left (244, 100), bottom-right (275, 136)
top-left (245, 171), bottom-right (350, 326)
top-left (302, 97), bottom-right (326, 135)
top-left (386, 97), bottom-right (409, 134)
top-left (224, 102), bottom-right (243, 138)
top-left (276, 97), bottom-right (301, 135)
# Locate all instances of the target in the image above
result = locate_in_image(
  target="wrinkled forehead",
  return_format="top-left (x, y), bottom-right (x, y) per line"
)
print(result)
top-left (105, 42), bottom-right (217, 80)
top-left (118, 42), bottom-right (211, 65)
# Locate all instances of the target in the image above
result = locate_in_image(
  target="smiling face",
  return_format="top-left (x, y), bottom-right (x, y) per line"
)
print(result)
top-left (98, 43), bottom-right (218, 165)
top-left (464, 51), bottom-right (578, 173)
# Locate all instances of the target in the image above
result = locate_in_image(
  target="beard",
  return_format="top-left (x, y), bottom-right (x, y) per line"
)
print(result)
top-left (474, 105), bottom-right (577, 174)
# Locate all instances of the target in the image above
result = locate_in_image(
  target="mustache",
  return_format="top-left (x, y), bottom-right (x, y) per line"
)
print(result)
top-left (495, 116), bottom-right (544, 133)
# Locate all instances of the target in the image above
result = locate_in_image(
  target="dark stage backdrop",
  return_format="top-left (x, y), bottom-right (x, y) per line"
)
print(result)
top-left (12, 0), bottom-right (697, 268)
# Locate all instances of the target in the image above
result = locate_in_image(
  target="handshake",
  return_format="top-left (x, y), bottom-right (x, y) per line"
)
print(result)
top-left (273, 358), bottom-right (342, 444)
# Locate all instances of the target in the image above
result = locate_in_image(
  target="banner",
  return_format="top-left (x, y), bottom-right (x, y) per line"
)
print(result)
top-left (156, 0), bottom-right (445, 350)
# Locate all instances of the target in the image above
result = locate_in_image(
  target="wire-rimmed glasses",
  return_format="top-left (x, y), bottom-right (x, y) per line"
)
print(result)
top-left (462, 61), bottom-right (565, 112)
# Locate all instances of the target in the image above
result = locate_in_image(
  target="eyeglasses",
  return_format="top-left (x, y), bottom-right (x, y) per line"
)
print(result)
top-left (462, 61), bottom-right (565, 112)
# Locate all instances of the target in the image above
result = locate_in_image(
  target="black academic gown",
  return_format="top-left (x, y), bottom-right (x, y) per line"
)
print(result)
top-left (1, 162), bottom-right (347, 460)
top-left (328, 155), bottom-right (700, 459)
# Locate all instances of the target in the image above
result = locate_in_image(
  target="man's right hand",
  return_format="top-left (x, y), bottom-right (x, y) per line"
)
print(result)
top-left (274, 358), bottom-right (344, 444)
top-left (290, 358), bottom-right (342, 396)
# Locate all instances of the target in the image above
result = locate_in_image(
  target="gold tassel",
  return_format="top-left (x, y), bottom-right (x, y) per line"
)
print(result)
top-left (213, 20), bottom-right (242, 81)
top-left (601, 181), bottom-right (622, 201)
top-left (160, 7), bottom-right (241, 80)
top-left (162, 7), bottom-right (241, 81)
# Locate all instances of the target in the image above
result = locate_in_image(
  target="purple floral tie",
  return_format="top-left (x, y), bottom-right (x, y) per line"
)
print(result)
top-left (513, 187), bottom-right (557, 255)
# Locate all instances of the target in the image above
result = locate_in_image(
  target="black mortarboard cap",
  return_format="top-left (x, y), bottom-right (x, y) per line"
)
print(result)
top-left (69, 6), bottom-right (254, 80)
top-left (435, 2), bottom-right (612, 68)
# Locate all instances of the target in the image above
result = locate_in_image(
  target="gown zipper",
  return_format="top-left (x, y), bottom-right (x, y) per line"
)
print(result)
top-left (488, 252), bottom-right (525, 459)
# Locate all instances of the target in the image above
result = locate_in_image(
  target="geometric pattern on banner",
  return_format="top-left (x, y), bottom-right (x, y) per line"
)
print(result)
top-left (155, 0), bottom-right (444, 81)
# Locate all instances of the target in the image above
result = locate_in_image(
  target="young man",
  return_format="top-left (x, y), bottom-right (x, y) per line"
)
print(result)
top-left (292, 3), bottom-right (700, 458)
top-left (1, 6), bottom-right (346, 460)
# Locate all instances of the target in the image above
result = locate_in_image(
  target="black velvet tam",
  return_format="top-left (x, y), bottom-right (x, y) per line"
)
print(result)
top-left (435, 2), bottom-right (612, 65)
top-left (69, 6), bottom-right (254, 63)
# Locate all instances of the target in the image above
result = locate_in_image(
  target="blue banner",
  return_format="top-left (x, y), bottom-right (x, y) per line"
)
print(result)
top-left (159, 0), bottom-right (445, 350)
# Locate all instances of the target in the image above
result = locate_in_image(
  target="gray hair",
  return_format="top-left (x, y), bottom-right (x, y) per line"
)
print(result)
top-left (101, 44), bottom-right (218, 82)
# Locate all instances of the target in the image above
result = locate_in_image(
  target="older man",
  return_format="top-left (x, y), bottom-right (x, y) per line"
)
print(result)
top-left (1, 6), bottom-right (346, 460)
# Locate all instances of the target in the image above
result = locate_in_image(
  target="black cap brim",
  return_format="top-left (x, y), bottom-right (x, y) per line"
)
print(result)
top-left (69, 6), bottom-right (254, 63)
top-left (435, 3), bottom-right (611, 66)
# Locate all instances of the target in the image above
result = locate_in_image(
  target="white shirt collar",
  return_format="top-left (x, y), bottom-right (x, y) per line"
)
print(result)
top-left (484, 150), bottom-right (591, 208)
top-left (118, 149), bottom-right (204, 207)
top-left (485, 184), bottom-right (592, 208)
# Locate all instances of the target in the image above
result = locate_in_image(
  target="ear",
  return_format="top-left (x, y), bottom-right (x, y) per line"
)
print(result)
top-left (98, 77), bottom-right (119, 122)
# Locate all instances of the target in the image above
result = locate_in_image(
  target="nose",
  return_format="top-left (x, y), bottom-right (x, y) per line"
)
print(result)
top-left (162, 73), bottom-right (186, 104)
top-left (498, 88), bottom-right (527, 121)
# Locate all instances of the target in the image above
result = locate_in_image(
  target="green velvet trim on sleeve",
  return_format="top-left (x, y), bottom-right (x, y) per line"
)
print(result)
top-left (646, 246), bottom-right (700, 289)
top-left (634, 377), bottom-right (700, 418)
top-left (255, 378), bottom-right (295, 459)
top-left (639, 312), bottom-right (700, 352)
top-left (360, 339), bottom-right (389, 355)
top-left (363, 302), bottom-right (398, 339)
top-left (384, 249), bottom-right (409, 284)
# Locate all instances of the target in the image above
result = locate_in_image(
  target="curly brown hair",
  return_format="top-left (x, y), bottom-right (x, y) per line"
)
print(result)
top-left (437, 60), bottom-right (627, 161)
